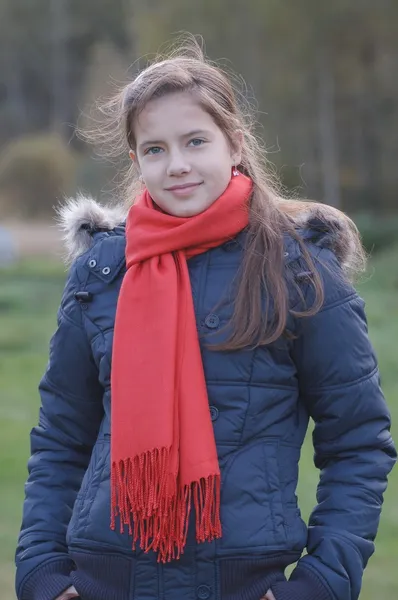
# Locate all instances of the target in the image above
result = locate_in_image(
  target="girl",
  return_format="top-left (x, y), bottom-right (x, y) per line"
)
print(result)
top-left (15, 38), bottom-right (395, 600)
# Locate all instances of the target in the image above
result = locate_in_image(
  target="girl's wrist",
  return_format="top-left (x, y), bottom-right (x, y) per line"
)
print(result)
top-left (56, 585), bottom-right (79, 600)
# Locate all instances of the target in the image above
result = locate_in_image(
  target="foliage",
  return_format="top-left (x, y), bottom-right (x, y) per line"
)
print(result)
top-left (0, 134), bottom-right (76, 218)
top-left (0, 0), bottom-right (131, 141)
top-left (0, 1), bottom-right (397, 214)
top-left (354, 212), bottom-right (398, 255)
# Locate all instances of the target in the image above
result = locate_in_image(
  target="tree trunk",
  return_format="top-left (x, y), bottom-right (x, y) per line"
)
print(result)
top-left (51, 0), bottom-right (69, 138)
top-left (317, 49), bottom-right (341, 208)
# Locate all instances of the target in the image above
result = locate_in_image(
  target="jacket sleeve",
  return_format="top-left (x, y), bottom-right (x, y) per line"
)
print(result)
top-left (15, 262), bottom-right (104, 600)
top-left (272, 249), bottom-right (396, 600)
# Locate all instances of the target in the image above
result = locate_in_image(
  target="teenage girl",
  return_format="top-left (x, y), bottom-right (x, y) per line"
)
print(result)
top-left (16, 39), bottom-right (396, 600)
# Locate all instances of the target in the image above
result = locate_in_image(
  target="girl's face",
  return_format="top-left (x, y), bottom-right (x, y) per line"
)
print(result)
top-left (131, 92), bottom-right (242, 217)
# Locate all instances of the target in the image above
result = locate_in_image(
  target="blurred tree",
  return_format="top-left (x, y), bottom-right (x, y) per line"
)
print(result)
top-left (0, 0), bottom-right (131, 145)
top-left (0, 133), bottom-right (76, 219)
top-left (0, 0), bottom-right (397, 213)
top-left (257, 0), bottom-right (398, 210)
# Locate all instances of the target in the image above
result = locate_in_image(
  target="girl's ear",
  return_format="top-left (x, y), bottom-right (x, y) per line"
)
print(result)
top-left (130, 150), bottom-right (142, 173)
top-left (129, 150), bottom-right (143, 182)
top-left (230, 129), bottom-right (243, 166)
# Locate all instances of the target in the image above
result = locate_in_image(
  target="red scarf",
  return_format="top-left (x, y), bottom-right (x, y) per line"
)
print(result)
top-left (111, 174), bottom-right (252, 562)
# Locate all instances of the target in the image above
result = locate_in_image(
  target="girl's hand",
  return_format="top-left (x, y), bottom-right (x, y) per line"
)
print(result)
top-left (261, 590), bottom-right (276, 600)
top-left (56, 585), bottom-right (79, 600)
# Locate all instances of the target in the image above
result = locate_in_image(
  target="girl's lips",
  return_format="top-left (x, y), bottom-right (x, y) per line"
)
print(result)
top-left (166, 182), bottom-right (203, 196)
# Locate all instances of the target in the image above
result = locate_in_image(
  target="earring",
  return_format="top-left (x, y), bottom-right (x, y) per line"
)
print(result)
top-left (232, 165), bottom-right (240, 177)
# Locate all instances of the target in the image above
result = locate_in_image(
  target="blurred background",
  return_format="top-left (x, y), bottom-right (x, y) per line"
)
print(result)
top-left (0, 1), bottom-right (397, 599)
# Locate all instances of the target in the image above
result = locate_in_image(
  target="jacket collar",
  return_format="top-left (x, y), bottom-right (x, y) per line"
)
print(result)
top-left (57, 195), bottom-right (361, 277)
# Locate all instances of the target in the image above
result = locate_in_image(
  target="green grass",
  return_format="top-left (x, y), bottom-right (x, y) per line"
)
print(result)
top-left (1, 251), bottom-right (397, 599)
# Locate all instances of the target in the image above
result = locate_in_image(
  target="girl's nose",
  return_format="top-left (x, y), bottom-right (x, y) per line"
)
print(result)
top-left (166, 151), bottom-right (191, 177)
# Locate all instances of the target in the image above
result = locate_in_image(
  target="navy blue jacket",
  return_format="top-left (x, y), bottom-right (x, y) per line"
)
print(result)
top-left (15, 200), bottom-right (396, 600)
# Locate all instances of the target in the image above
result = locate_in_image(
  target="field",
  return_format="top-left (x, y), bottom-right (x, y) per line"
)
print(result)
top-left (0, 249), bottom-right (397, 599)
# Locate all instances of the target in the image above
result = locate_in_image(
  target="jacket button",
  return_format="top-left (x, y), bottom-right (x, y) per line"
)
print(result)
top-left (88, 259), bottom-right (97, 268)
top-left (295, 270), bottom-right (313, 281)
top-left (102, 266), bottom-right (111, 275)
top-left (197, 585), bottom-right (211, 600)
top-left (204, 314), bottom-right (219, 329)
top-left (74, 291), bottom-right (93, 303)
top-left (209, 406), bottom-right (219, 421)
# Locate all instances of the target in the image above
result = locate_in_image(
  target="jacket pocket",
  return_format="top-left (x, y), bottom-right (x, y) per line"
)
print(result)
top-left (70, 435), bottom-right (137, 551)
top-left (284, 503), bottom-right (308, 551)
top-left (67, 437), bottom-right (108, 543)
top-left (219, 440), bottom-right (286, 551)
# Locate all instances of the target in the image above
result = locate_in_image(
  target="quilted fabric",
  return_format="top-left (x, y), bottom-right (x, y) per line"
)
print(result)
top-left (15, 222), bottom-right (396, 600)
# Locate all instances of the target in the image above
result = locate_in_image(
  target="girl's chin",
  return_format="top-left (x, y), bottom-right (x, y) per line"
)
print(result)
top-left (171, 202), bottom-right (212, 218)
top-left (156, 197), bottom-right (214, 218)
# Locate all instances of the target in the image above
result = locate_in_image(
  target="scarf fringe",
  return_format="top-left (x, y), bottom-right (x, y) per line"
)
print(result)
top-left (111, 447), bottom-right (222, 563)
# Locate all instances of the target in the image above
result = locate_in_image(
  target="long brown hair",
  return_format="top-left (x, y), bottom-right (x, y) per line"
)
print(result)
top-left (80, 34), bottom-right (366, 350)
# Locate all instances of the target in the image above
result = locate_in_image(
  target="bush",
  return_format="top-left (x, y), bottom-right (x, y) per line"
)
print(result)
top-left (353, 212), bottom-right (398, 255)
top-left (0, 133), bottom-right (76, 219)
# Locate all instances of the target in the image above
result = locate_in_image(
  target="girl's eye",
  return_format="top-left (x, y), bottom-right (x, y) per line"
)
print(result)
top-left (145, 146), bottom-right (163, 155)
top-left (188, 138), bottom-right (205, 147)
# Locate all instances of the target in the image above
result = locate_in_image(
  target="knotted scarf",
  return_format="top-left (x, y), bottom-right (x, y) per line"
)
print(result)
top-left (111, 173), bottom-right (252, 562)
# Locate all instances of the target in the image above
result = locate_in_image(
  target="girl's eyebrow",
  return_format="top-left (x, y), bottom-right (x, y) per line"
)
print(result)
top-left (138, 129), bottom-right (211, 150)
top-left (183, 129), bottom-right (211, 138)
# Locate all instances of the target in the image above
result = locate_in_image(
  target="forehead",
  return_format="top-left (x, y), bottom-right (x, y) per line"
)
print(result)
top-left (134, 92), bottom-right (218, 141)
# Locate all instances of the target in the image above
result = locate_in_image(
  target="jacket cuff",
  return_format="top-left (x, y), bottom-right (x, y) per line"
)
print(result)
top-left (271, 565), bottom-right (332, 600)
top-left (18, 558), bottom-right (75, 600)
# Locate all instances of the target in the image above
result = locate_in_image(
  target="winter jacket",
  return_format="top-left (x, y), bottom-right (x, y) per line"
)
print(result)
top-left (15, 197), bottom-right (396, 600)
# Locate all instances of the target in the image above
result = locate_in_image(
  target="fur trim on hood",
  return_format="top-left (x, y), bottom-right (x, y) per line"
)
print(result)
top-left (56, 195), bottom-right (365, 278)
top-left (288, 201), bottom-right (366, 279)
top-left (56, 194), bottom-right (128, 266)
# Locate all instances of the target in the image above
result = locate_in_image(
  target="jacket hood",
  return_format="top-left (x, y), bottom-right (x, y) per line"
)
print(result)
top-left (57, 195), bottom-right (364, 278)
